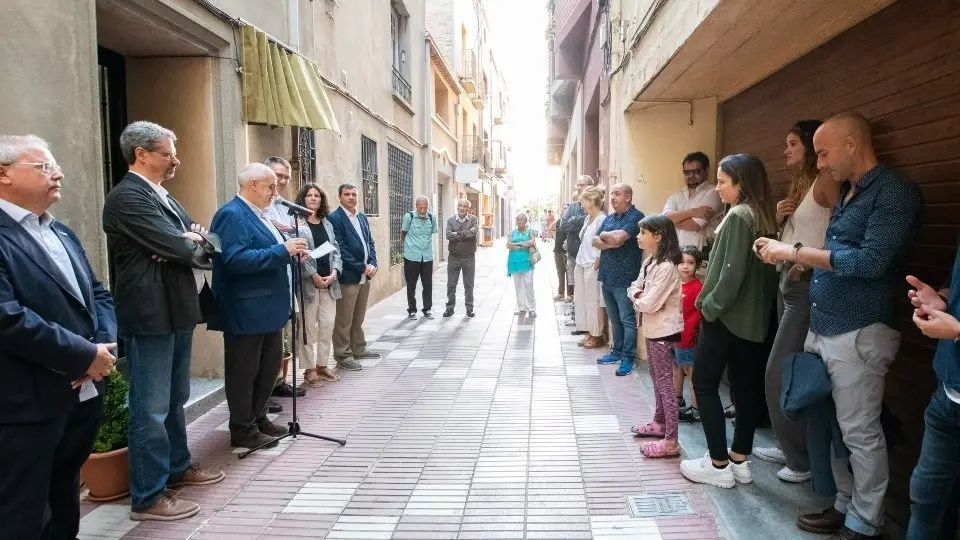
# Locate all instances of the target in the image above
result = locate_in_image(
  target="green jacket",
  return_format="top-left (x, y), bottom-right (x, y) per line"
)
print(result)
top-left (695, 204), bottom-right (777, 343)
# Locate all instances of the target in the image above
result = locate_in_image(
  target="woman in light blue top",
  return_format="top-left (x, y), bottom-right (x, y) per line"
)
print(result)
top-left (507, 212), bottom-right (537, 317)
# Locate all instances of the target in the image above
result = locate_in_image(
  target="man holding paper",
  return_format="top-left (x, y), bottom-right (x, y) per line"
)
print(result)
top-left (295, 183), bottom-right (343, 387)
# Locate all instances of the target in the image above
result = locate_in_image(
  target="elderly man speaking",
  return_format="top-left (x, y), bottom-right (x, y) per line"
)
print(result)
top-left (210, 163), bottom-right (310, 450)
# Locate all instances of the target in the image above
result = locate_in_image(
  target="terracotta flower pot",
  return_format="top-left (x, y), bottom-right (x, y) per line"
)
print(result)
top-left (81, 447), bottom-right (130, 502)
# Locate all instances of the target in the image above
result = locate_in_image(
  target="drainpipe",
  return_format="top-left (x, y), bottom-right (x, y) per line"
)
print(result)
top-left (288, 0), bottom-right (299, 51)
top-left (423, 32), bottom-right (439, 260)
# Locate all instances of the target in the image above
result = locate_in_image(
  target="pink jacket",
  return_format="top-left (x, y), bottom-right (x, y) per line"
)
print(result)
top-left (627, 258), bottom-right (684, 340)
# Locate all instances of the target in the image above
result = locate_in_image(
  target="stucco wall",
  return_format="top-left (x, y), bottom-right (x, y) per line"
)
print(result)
top-left (0, 0), bottom-right (106, 276)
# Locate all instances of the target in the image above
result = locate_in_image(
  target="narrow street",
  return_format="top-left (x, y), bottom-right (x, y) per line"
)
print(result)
top-left (79, 244), bottom-right (721, 539)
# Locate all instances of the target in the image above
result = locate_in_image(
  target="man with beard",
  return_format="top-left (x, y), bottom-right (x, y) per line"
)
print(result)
top-left (102, 121), bottom-right (224, 522)
top-left (664, 151), bottom-right (723, 250)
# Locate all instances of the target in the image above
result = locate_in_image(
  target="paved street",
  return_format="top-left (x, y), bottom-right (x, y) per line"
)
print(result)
top-left (79, 243), bottom-right (718, 539)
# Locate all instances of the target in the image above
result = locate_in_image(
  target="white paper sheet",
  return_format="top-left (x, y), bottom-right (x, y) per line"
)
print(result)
top-left (309, 241), bottom-right (335, 259)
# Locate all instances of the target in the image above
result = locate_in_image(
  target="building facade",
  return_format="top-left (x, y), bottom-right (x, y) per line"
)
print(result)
top-left (606, 0), bottom-right (959, 527)
top-left (1, 0), bottom-right (431, 376)
top-left (426, 0), bottom-right (514, 244)
top-left (547, 0), bottom-right (612, 205)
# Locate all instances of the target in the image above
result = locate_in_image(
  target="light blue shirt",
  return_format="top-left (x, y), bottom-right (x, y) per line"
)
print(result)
top-left (402, 211), bottom-right (437, 262)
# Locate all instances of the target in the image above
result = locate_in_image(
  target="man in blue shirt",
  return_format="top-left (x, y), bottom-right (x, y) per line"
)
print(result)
top-left (904, 262), bottom-right (960, 540)
top-left (756, 112), bottom-right (922, 540)
top-left (402, 196), bottom-right (437, 319)
top-left (593, 183), bottom-right (644, 376)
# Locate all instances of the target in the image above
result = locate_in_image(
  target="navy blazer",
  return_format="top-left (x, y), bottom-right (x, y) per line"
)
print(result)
top-left (0, 211), bottom-right (117, 423)
top-left (327, 206), bottom-right (377, 285)
top-left (209, 196), bottom-right (292, 335)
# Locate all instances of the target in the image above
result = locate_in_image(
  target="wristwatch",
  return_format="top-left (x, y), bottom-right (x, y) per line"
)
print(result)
top-left (790, 242), bottom-right (803, 263)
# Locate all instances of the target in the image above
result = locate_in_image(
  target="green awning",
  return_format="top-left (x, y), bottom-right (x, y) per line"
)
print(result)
top-left (241, 24), bottom-right (340, 132)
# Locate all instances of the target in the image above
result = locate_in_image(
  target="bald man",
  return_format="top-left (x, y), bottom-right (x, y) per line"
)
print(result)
top-left (755, 112), bottom-right (922, 540)
top-left (592, 183), bottom-right (645, 376)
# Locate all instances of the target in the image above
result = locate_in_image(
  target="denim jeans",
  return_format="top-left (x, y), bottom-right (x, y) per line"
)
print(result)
top-left (601, 284), bottom-right (637, 360)
top-left (123, 332), bottom-right (194, 511)
top-left (907, 385), bottom-right (960, 540)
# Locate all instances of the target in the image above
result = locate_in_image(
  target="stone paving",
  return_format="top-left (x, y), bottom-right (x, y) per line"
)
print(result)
top-left (79, 244), bottom-right (718, 539)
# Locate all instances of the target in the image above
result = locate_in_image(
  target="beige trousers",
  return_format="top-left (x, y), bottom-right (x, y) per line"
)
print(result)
top-left (297, 293), bottom-right (337, 369)
top-left (333, 281), bottom-right (371, 360)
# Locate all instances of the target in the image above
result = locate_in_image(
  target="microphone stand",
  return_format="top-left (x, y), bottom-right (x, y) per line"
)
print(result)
top-left (240, 205), bottom-right (347, 458)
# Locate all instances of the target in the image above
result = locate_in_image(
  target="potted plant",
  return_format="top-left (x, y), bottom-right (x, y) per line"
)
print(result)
top-left (81, 371), bottom-right (131, 502)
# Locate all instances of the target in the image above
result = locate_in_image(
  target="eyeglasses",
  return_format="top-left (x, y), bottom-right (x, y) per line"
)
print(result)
top-left (682, 169), bottom-right (704, 177)
top-left (5, 161), bottom-right (62, 175)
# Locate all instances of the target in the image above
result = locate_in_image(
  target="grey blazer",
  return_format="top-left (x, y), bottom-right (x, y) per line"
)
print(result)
top-left (298, 218), bottom-right (343, 301)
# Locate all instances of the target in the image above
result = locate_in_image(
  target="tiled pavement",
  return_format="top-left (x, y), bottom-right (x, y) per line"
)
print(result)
top-left (79, 243), bottom-right (718, 540)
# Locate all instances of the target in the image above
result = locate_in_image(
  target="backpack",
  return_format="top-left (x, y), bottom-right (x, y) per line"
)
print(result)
top-left (406, 211), bottom-right (435, 230)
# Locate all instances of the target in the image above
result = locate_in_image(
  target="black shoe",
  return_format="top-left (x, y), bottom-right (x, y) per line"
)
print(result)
top-left (571, 330), bottom-right (588, 335)
top-left (423, 311), bottom-right (435, 320)
top-left (679, 406), bottom-right (701, 422)
top-left (257, 419), bottom-right (289, 437)
top-left (267, 399), bottom-right (283, 414)
top-left (723, 404), bottom-right (736, 418)
top-left (466, 309), bottom-right (475, 318)
top-left (828, 527), bottom-right (881, 540)
top-left (677, 395), bottom-right (687, 409)
top-left (443, 308), bottom-right (454, 317)
top-left (230, 432), bottom-right (279, 449)
top-left (797, 508), bottom-right (845, 535)
top-left (272, 383), bottom-right (305, 398)
top-left (408, 312), bottom-right (417, 320)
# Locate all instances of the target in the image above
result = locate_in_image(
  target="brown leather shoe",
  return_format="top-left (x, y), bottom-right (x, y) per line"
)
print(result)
top-left (797, 508), bottom-right (845, 534)
top-left (130, 490), bottom-right (200, 521)
top-left (231, 432), bottom-right (279, 449)
top-left (258, 419), bottom-right (289, 437)
top-left (168, 464), bottom-right (225, 488)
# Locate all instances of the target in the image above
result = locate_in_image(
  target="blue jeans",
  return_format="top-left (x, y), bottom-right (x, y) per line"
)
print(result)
top-left (907, 385), bottom-right (960, 540)
top-left (123, 332), bottom-right (194, 511)
top-left (601, 284), bottom-right (637, 360)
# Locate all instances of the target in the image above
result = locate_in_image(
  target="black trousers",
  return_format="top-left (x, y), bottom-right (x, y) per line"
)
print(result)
top-left (224, 331), bottom-right (283, 440)
top-left (446, 254), bottom-right (475, 310)
top-left (0, 396), bottom-right (102, 540)
top-left (553, 251), bottom-right (567, 296)
top-left (404, 258), bottom-right (433, 314)
top-left (693, 319), bottom-right (768, 461)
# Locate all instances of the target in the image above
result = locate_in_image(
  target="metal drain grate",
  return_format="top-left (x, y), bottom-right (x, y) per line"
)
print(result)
top-left (627, 493), bottom-right (697, 518)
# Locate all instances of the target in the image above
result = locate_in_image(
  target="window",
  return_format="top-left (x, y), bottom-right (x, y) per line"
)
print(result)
top-left (390, 3), bottom-right (412, 102)
top-left (434, 73), bottom-right (450, 125)
top-left (293, 127), bottom-right (316, 191)
top-left (388, 144), bottom-right (414, 266)
top-left (361, 136), bottom-right (379, 216)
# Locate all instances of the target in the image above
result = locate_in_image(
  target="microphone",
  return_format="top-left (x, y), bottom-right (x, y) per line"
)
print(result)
top-left (277, 198), bottom-right (313, 217)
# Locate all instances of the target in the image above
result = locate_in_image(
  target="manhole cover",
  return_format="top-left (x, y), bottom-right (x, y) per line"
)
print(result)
top-left (627, 493), bottom-right (697, 518)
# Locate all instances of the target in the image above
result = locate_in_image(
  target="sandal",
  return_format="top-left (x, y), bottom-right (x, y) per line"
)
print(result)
top-left (583, 336), bottom-right (606, 349)
top-left (631, 422), bottom-right (665, 438)
top-left (640, 439), bottom-right (680, 458)
top-left (577, 336), bottom-right (589, 347)
top-left (302, 370), bottom-right (324, 388)
top-left (315, 367), bottom-right (341, 382)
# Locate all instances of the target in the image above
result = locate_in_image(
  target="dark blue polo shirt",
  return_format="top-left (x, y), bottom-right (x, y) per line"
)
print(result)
top-left (597, 205), bottom-right (645, 288)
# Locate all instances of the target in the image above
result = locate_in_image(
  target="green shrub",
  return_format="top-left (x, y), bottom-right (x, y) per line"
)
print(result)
top-left (92, 370), bottom-right (130, 454)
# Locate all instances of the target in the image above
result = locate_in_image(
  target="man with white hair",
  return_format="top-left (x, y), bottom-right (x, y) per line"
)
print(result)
top-left (444, 198), bottom-right (479, 318)
top-left (210, 163), bottom-right (309, 450)
top-left (103, 121), bottom-right (224, 521)
top-left (401, 195), bottom-right (438, 319)
top-left (0, 134), bottom-right (117, 538)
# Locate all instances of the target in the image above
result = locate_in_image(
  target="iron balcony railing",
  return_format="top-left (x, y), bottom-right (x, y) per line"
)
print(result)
top-left (392, 67), bottom-right (412, 103)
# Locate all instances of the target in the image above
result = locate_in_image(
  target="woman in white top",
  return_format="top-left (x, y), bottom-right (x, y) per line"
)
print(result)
top-left (753, 120), bottom-right (840, 482)
top-left (574, 186), bottom-right (607, 348)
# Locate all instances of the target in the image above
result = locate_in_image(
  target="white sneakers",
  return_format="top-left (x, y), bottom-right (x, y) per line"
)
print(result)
top-left (776, 466), bottom-right (812, 483)
top-left (680, 452), bottom-right (752, 489)
top-left (753, 446), bottom-right (786, 464)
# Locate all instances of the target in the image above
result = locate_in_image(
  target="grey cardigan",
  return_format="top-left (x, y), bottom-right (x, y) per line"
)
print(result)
top-left (298, 217), bottom-right (343, 301)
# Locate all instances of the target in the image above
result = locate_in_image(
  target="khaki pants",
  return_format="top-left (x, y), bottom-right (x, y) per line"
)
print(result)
top-left (333, 281), bottom-right (371, 360)
top-left (298, 293), bottom-right (337, 369)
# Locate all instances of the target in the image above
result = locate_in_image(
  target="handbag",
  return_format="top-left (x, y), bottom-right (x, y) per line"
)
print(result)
top-left (529, 247), bottom-right (541, 265)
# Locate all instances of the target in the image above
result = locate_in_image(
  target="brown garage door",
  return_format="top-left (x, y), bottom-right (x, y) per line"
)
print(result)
top-left (720, 0), bottom-right (960, 526)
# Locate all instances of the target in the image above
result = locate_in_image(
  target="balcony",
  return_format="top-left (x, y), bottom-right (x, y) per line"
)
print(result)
top-left (459, 49), bottom-right (487, 106)
top-left (491, 140), bottom-right (507, 176)
top-left (462, 135), bottom-right (490, 171)
top-left (392, 67), bottom-right (412, 104)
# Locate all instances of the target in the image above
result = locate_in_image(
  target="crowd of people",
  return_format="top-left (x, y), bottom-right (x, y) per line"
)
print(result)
top-left (537, 111), bottom-right (960, 540)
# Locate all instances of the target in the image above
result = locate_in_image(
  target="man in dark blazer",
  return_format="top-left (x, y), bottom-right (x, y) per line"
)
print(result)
top-left (327, 182), bottom-right (380, 371)
top-left (0, 135), bottom-right (117, 539)
top-left (210, 163), bottom-right (309, 449)
top-left (101, 121), bottom-right (224, 522)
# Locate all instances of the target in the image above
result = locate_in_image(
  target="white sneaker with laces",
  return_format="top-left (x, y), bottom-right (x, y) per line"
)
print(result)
top-left (776, 466), bottom-right (812, 483)
top-left (680, 456), bottom-right (735, 489)
top-left (753, 447), bottom-right (787, 464)
top-left (730, 459), bottom-right (753, 484)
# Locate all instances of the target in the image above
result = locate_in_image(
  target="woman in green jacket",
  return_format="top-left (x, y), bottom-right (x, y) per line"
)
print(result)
top-left (680, 154), bottom-right (779, 489)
